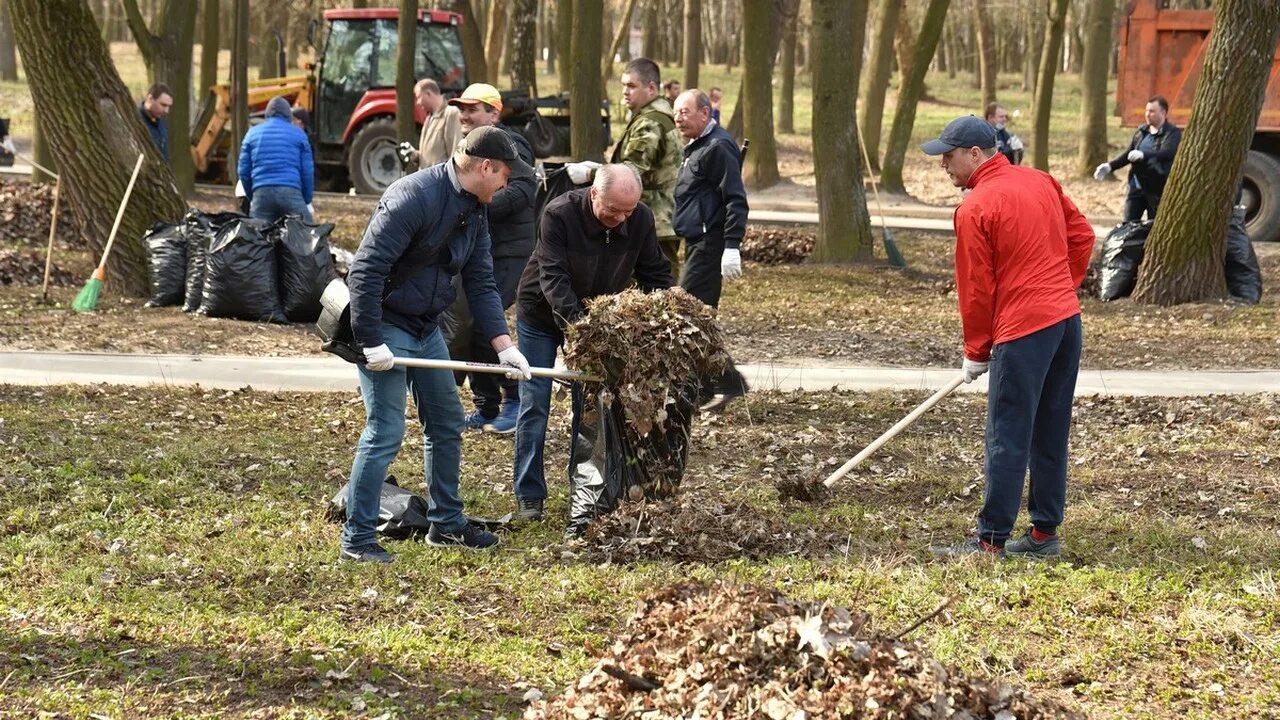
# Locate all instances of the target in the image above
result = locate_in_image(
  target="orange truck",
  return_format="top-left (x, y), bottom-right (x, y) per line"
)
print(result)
top-left (1116, 0), bottom-right (1280, 242)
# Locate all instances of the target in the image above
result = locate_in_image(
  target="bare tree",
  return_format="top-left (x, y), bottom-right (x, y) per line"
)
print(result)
top-left (0, 0), bottom-right (18, 82)
top-left (1076, 0), bottom-right (1115, 177)
top-left (570, 0), bottom-right (603, 159)
top-left (880, 0), bottom-right (951, 193)
top-left (485, 0), bottom-right (508, 84)
top-left (777, 2), bottom-right (798, 134)
top-left (859, 0), bottom-right (902, 172)
top-left (973, 0), bottom-right (997, 108)
top-left (741, 0), bottom-right (779, 188)
top-left (454, 0), bottom-right (489, 87)
top-left (558, 0), bottom-right (573, 92)
top-left (397, 0), bottom-right (417, 144)
top-left (1030, 0), bottom-right (1069, 171)
top-left (1133, 0), bottom-right (1280, 305)
top-left (510, 0), bottom-right (539, 92)
top-left (228, 0), bottom-right (248, 183)
top-left (603, 0), bottom-right (640, 87)
top-left (122, 0), bottom-right (197, 194)
top-left (683, 0), bottom-right (701, 88)
top-left (198, 0), bottom-right (219, 98)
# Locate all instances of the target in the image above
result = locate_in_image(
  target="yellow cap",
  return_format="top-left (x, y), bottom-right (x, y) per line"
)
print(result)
top-left (448, 83), bottom-right (503, 112)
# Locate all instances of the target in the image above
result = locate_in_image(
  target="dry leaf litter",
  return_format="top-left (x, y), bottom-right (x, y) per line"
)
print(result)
top-left (0, 249), bottom-right (76, 287)
top-left (0, 179), bottom-right (82, 247)
top-left (740, 227), bottom-right (816, 265)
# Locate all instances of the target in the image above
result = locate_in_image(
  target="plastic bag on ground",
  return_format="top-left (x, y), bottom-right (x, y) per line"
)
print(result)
top-left (197, 217), bottom-right (286, 322)
top-left (327, 475), bottom-right (432, 540)
top-left (1098, 221), bottom-right (1151, 301)
top-left (272, 216), bottom-right (338, 322)
top-left (142, 221), bottom-right (186, 307)
top-left (1225, 205), bottom-right (1262, 304)
top-left (182, 210), bottom-right (245, 312)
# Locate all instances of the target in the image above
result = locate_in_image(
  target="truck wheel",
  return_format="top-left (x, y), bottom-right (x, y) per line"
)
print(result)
top-left (348, 117), bottom-right (402, 195)
top-left (1242, 150), bottom-right (1280, 243)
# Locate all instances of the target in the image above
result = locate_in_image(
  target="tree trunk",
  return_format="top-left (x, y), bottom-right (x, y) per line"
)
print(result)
top-left (602, 0), bottom-right (639, 88)
top-left (510, 0), bottom-right (538, 92)
top-left (1075, 0), bottom-right (1114, 178)
top-left (1030, 0), bottom-right (1068, 171)
top-left (726, 0), bottom-right (792, 139)
top-left (397, 0), bottom-right (417, 144)
top-left (198, 0), bottom-right (219, 97)
top-left (1022, 0), bottom-right (1042, 93)
top-left (894, 2), bottom-right (915, 83)
top-left (973, 0), bottom-right (997, 108)
top-left (122, 0), bottom-right (197, 194)
top-left (642, 0), bottom-right (659, 60)
top-left (253, 2), bottom-right (288, 79)
top-left (31, 112), bottom-right (57, 185)
top-left (484, 0), bottom-right (508, 84)
top-left (543, 0), bottom-right (556, 77)
top-left (229, 0), bottom-right (248, 183)
top-left (11, 0), bottom-right (188, 296)
top-left (558, 0), bottom-right (573, 92)
top-left (352, 0), bottom-right (369, 7)
top-left (455, 0), bottom-right (489, 88)
top-left (860, 0), bottom-right (902, 173)
top-left (0, 0), bottom-right (18, 82)
top-left (683, 0), bottom-right (701, 88)
top-left (777, 1), bottom-right (798, 134)
top-left (812, 0), bottom-right (875, 262)
top-left (1132, 0), bottom-right (1280, 305)
top-left (741, 0), bottom-right (780, 188)
top-left (570, 0), bottom-right (603, 159)
top-left (879, 0), bottom-right (950, 193)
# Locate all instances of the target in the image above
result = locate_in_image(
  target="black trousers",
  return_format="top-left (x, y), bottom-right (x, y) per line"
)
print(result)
top-left (1123, 186), bottom-right (1162, 223)
top-left (441, 255), bottom-right (527, 416)
top-left (679, 234), bottom-right (748, 396)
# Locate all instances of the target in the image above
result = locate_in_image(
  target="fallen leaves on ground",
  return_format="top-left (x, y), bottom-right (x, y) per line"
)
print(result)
top-left (0, 249), bottom-right (75, 287)
top-left (741, 227), bottom-right (816, 265)
top-left (0, 179), bottom-right (82, 248)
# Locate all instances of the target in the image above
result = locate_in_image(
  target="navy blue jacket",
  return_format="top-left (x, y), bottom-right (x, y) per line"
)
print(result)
top-left (347, 162), bottom-right (507, 348)
top-left (138, 103), bottom-right (169, 161)
top-left (1109, 122), bottom-right (1182, 196)
top-left (673, 123), bottom-right (748, 249)
top-left (237, 116), bottom-right (315, 203)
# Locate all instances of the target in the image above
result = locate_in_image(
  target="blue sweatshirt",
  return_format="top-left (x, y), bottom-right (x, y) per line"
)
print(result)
top-left (237, 116), bottom-right (314, 203)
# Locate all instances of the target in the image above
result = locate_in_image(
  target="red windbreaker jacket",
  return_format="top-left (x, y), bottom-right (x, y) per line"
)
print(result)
top-left (953, 153), bottom-right (1095, 361)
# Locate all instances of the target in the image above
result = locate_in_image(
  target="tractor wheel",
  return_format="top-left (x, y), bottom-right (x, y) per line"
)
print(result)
top-left (348, 117), bottom-right (403, 195)
top-left (1242, 149), bottom-right (1280, 243)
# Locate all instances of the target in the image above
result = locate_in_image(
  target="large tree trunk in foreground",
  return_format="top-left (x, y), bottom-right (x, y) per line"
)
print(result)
top-left (812, 0), bottom-right (875, 263)
top-left (860, 0), bottom-right (902, 173)
top-left (11, 0), bottom-right (187, 296)
top-left (1030, 0), bottom-right (1069, 171)
top-left (570, 0), bottom-right (603, 160)
top-left (1076, 0), bottom-right (1116, 178)
top-left (741, 0), bottom-right (781, 188)
top-left (122, 0), bottom-right (197, 194)
top-left (1132, 0), bottom-right (1280, 306)
top-left (879, 0), bottom-right (950, 194)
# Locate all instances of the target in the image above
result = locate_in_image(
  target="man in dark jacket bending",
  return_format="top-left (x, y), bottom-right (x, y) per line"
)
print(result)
top-left (341, 127), bottom-right (533, 562)
top-left (510, 164), bottom-right (674, 521)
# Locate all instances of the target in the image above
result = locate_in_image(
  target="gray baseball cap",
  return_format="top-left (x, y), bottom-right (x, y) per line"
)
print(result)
top-left (459, 125), bottom-right (535, 178)
top-left (920, 115), bottom-right (998, 155)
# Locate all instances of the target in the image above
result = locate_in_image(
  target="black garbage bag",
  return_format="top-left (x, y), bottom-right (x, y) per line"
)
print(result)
top-left (535, 166), bottom-right (582, 227)
top-left (143, 221), bottom-right (187, 307)
top-left (182, 210), bottom-right (245, 313)
top-left (272, 216), bottom-right (338, 322)
top-left (197, 217), bottom-right (286, 322)
top-left (566, 378), bottom-right (700, 536)
top-left (327, 475), bottom-right (432, 540)
top-left (1099, 221), bottom-right (1151, 301)
top-left (1225, 205), bottom-right (1263, 304)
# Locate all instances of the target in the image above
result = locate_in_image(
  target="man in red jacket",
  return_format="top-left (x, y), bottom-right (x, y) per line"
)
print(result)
top-left (921, 116), bottom-right (1095, 559)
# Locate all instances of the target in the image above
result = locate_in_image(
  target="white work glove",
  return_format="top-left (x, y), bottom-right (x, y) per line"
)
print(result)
top-left (306, 203), bottom-right (315, 217)
top-left (497, 345), bottom-right (532, 381)
top-left (721, 247), bottom-right (743, 280)
top-left (962, 358), bottom-right (990, 384)
top-left (1127, 150), bottom-right (1144, 163)
top-left (566, 161), bottom-right (601, 185)
top-left (1007, 134), bottom-right (1024, 152)
top-left (362, 344), bottom-right (395, 372)
top-left (1, 136), bottom-right (14, 154)
top-left (233, 179), bottom-right (247, 198)
top-left (1093, 163), bottom-right (1111, 181)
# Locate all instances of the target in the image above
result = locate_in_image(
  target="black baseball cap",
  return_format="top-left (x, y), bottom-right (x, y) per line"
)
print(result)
top-left (920, 115), bottom-right (998, 155)
top-left (459, 126), bottom-right (534, 177)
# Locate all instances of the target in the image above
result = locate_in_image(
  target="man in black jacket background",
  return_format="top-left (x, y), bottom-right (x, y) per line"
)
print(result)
top-left (1093, 95), bottom-right (1182, 222)
top-left (673, 89), bottom-right (750, 412)
top-left (510, 164), bottom-right (674, 521)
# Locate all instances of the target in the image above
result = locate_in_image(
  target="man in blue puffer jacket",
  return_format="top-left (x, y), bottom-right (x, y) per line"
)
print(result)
top-left (340, 127), bottom-right (534, 562)
top-left (237, 96), bottom-right (315, 222)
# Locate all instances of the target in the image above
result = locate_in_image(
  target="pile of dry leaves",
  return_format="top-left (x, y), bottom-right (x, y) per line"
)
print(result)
top-left (0, 249), bottom-right (76, 287)
top-left (0, 180), bottom-right (81, 247)
top-left (740, 227), bottom-right (815, 265)
top-left (527, 582), bottom-right (1079, 720)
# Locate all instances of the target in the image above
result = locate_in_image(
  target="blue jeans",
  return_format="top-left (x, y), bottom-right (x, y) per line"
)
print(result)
top-left (513, 318), bottom-right (564, 501)
top-left (978, 315), bottom-right (1083, 545)
top-left (250, 185), bottom-right (312, 223)
top-left (343, 323), bottom-right (466, 550)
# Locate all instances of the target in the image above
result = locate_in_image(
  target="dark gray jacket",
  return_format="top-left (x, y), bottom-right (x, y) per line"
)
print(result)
top-left (486, 124), bottom-right (538, 260)
top-left (347, 162), bottom-right (506, 349)
top-left (1109, 122), bottom-right (1182, 196)
top-left (673, 123), bottom-right (748, 249)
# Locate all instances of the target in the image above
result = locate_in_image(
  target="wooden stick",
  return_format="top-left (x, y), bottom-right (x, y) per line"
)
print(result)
top-left (392, 356), bottom-right (600, 382)
top-left (14, 152), bottom-right (59, 181)
top-left (94, 153), bottom-right (146, 275)
top-left (41, 179), bottom-right (60, 303)
top-left (823, 374), bottom-right (966, 488)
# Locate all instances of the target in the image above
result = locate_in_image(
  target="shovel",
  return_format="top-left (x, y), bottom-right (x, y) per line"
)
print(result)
top-left (391, 356), bottom-right (600, 383)
top-left (823, 374), bottom-right (965, 488)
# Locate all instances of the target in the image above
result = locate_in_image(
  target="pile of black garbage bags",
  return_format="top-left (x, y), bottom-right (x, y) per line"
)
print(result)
top-left (142, 211), bottom-right (339, 323)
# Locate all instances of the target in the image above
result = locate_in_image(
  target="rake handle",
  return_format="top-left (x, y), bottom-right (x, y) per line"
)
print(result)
top-left (41, 179), bottom-right (60, 302)
top-left (95, 153), bottom-right (146, 275)
top-left (392, 356), bottom-right (600, 382)
top-left (823, 374), bottom-right (966, 488)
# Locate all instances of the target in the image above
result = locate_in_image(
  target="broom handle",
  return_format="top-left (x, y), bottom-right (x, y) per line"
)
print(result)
top-left (96, 153), bottom-right (146, 272)
top-left (15, 152), bottom-right (59, 181)
top-left (393, 356), bottom-right (600, 382)
top-left (854, 119), bottom-right (889, 225)
top-left (823, 374), bottom-right (966, 488)
top-left (41, 179), bottom-right (60, 301)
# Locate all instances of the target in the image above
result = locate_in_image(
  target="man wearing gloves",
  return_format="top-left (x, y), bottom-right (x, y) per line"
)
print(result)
top-left (237, 96), bottom-right (315, 222)
top-left (672, 89), bottom-right (750, 413)
top-left (341, 126), bottom-right (534, 562)
top-left (921, 116), bottom-right (1094, 559)
top-left (1093, 95), bottom-right (1182, 222)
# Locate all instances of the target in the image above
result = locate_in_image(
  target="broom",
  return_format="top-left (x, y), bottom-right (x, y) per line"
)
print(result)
top-left (854, 121), bottom-right (907, 268)
top-left (72, 153), bottom-right (145, 313)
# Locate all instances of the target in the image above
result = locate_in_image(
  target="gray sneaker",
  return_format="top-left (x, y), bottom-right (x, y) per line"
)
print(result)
top-left (339, 543), bottom-right (395, 564)
top-left (1004, 531), bottom-right (1062, 559)
top-left (931, 536), bottom-right (1005, 559)
top-left (516, 497), bottom-right (544, 522)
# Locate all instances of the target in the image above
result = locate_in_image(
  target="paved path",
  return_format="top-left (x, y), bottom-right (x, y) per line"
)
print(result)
top-left (2, 352), bottom-right (1276, 397)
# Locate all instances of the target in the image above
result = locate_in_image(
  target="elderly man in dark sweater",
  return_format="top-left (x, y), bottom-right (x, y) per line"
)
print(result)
top-left (510, 164), bottom-right (674, 521)
top-left (341, 127), bottom-right (534, 562)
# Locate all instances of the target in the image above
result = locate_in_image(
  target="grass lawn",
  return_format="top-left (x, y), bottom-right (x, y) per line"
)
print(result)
top-left (1, 384), bottom-right (1278, 717)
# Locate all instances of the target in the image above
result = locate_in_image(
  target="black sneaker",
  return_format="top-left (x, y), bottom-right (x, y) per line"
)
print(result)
top-left (931, 536), bottom-right (1005, 559)
top-left (1004, 531), bottom-right (1062, 559)
top-left (427, 523), bottom-right (500, 551)
top-left (339, 543), bottom-right (395, 564)
top-left (516, 497), bottom-right (544, 522)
